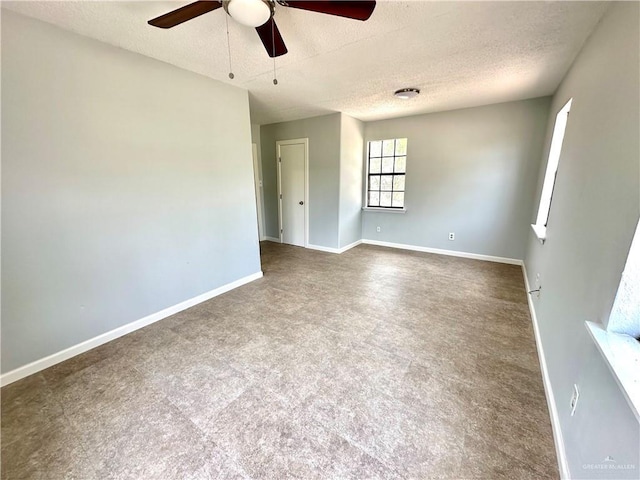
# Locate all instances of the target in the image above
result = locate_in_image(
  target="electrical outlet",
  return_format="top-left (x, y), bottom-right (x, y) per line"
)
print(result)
top-left (448, 232), bottom-right (455, 241)
top-left (570, 384), bottom-right (580, 416)
top-left (376, 226), bottom-right (381, 233)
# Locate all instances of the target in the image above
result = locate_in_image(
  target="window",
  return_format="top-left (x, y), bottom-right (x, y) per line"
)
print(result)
top-left (586, 219), bottom-right (640, 419)
top-left (366, 138), bottom-right (407, 209)
top-left (607, 219), bottom-right (640, 338)
top-left (532, 98), bottom-right (572, 242)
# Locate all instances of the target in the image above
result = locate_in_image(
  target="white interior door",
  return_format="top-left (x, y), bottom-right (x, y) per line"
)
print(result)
top-left (278, 140), bottom-right (307, 247)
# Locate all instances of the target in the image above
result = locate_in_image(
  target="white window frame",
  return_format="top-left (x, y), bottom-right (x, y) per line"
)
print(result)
top-left (362, 138), bottom-right (408, 212)
top-left (532, 98), bottom-right (573, 243)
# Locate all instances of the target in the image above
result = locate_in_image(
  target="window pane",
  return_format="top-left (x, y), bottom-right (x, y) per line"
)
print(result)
top-left (380, 175), bottom-right (393, 191)
top-left (369, 157), bottom-right (381, 174)
top-left (366, 138), bottom-right (408, 209)
top-left (383, 139), bottom-right (395, 157)
top-left (392, 192), bottom-right (405, 208)
top-left (381, 157), bottom-right (394, 173)
top-left (395, 138), bottom-right (407, 156)
top-left (369, 141), bottom-right (382, 158)
top-left (393, 175), bottom-right (405, 191)
top-left (536, 98), bottom-right (572, 227)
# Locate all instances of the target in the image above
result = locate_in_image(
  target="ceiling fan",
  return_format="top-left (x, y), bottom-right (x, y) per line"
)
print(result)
top-left (148, 0), bottom-right (377, 58)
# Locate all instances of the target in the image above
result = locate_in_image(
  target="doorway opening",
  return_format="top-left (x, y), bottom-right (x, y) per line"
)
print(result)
top-left (251, 143), bottom-right (265, 240)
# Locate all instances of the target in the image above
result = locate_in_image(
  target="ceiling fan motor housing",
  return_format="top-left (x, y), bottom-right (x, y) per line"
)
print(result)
top-left (223, 0), bottom-right (275, 27)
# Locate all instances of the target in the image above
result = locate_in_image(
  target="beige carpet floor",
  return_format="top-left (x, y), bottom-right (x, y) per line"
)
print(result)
top-left (1, 242), bottom-right (558, 479)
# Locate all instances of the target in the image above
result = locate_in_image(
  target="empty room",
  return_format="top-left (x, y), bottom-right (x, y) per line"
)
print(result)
top-left (1, 1), bottom-right (639, 479)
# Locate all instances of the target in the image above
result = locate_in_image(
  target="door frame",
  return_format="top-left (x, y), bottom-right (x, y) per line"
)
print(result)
top-left (251, 143), bottom-right (265, 240)
top-left (276, 138), bottom-right (309, 247)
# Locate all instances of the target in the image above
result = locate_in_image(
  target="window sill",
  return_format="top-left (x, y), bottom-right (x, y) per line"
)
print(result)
top-left (586, 321), bottom-right (640, 421)
top-left (362, 207), bottom-right (407, 214)
top-left (531, 224), bottom-right (547, 244)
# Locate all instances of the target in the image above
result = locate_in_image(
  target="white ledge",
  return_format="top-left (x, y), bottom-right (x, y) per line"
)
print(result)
top-left (586, 321), bottom-right (640, 422)
top-left (531, 223), bottom-right (547, 244)
top-left (362, 207), bottom-right (407, 213)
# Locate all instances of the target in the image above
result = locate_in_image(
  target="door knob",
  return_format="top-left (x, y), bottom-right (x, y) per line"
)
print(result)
top-left (299, 201), bottom-right (304, 205)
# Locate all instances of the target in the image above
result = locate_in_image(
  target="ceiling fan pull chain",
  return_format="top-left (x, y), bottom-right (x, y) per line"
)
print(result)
top-left (272, 20), bottom-right (278, 85)
top-left (225, 14), bottom-right (234, 79)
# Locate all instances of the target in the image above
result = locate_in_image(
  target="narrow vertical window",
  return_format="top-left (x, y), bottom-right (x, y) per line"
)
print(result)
top-left (366, 138), bottom-right (407, 209)
top-left (533, 99), bottom-right (572, 241)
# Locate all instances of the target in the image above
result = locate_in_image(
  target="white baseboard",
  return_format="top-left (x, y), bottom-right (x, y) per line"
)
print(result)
top-left (307, 244), bottom-right (340, 254)
top-left (307, 240), bottom-right (362, 255)
top-left (522, 263), bottom-right (570, 479)
top-left (338, 239), bottom-right (363, 253)
top-left (0, 271), bottom-right (264, 387)
top-left (361, 239), bottom-right (523, 265)
top-left (262, 236), bottom-right (281, 243)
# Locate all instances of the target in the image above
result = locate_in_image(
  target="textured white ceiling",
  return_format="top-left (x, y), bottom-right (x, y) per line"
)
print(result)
top-left (3, 1), bottom-right (609, 125)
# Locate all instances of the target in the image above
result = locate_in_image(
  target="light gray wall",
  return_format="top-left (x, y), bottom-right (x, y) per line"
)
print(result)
top-left (260, 113), bottom-right (341, 248)
top-left (338, 114), bottom-right (364, 248)
top-left (524, 3), bottom-right (639, 477)
top-left (362, 97), bottom-right (551, 260)
top-left (1, 11), bottom-right (261, 373)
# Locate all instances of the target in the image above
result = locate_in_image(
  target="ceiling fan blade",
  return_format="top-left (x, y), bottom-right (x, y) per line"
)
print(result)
top-left (281, 1), bottom-right (376, 21)
top-left (148, 1), bottom-right (222, 29)
top-left (255, 18), bottom-right (288, 57)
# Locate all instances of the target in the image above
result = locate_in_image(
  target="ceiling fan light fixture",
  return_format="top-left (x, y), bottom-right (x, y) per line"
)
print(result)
top-left (394, 88), bottom-right (420, 99)
top-left (227, 0), bottom-right (272, 27)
